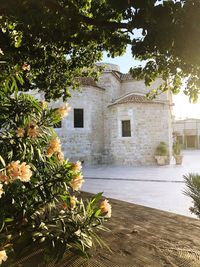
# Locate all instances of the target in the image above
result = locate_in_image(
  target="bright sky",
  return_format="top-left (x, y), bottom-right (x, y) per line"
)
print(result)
top-left (102, 47), bottom-right (200, 119)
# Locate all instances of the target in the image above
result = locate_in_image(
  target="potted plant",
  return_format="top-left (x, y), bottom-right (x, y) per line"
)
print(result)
top-left (155, 141), bottom-right (168, 165)
top-left (173, 141), bottom-right (183, 165)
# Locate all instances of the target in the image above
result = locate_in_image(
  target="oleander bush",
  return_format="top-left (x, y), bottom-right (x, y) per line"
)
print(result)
top-left (0, 91), bottom-right (111, 266)
top-left (0, 6), bottom-right (115, 265)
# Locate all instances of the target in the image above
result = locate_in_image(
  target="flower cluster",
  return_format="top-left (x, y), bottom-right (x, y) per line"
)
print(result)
top-left (70, 174), bottom-right (84, 191)
top-left (47, 138), bottom-right (62, 157)
top-left (0, 161), bottom-right (32, 185)
top-left (16, 124), bottom-right (40, 138)
top-left (16, 128), bottom-right (25, 138)
top-left (0, 250), bottom-right (7, 265)
top-left (22, 63), bottom-right (30, 71)
top-left (0, 173), bottom-right (9, 183)
top-left (71, 161), bottom-right (82, 172)
top-left (56, 103), bottom-right (71, 118)
top-left (56, 151), bottom-right (65, 163)
top-left (100, 199), bottom-right (112, 218)
top-left (27, 124), bottom-right (40, 138)
top-left (69, 161), bottom-right (84, 191)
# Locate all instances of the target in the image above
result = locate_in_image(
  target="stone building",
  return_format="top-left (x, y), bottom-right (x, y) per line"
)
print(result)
top-left (53, 63), bottom-right (173, 166)
top-left (173, 118), bottom-right (200, 149)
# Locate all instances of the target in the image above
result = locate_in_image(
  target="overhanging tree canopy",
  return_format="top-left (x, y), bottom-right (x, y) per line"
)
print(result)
top-left (0, 0), bottom-right (200, 101)
top-left (0, 1), bottom-right (200, 264)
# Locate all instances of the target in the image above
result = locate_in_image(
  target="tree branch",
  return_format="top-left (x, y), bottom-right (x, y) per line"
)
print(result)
top-left (42, 0), bottom-right (135, 30)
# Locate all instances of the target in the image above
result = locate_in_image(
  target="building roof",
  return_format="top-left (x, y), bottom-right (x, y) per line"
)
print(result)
top-left (120, 73), bottom-right (133, 80)
top-left (78, 77), bottom-right (105, 90)
top-left (108, 93), bottom-right (165, 107)
top-left (96, 63), bottom-right (134, 81)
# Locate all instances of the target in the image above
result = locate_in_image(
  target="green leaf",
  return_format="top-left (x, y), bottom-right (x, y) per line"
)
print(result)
top-left (4, 218), bottom-right (14, 222)
top-left (90, 192), bottom-right (103, 205)
top-left (0, 155), bottom-right (6, 167)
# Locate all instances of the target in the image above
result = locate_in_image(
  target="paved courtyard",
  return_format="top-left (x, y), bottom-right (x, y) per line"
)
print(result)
top-left (82, 150), bottom-right (200, 218)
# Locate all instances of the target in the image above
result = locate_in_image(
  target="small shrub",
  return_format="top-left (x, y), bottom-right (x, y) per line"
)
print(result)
top-left (155, 142), bottom-right (168, 156)
top-left (173, 141), bottom-right (181, 156)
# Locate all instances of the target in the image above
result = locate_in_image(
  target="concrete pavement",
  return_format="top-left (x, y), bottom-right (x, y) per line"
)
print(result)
top-left (82, 150), bottom-right (200, 217)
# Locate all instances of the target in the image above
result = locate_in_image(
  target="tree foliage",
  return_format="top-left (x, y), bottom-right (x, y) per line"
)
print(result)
top-left (0, 0), bottom-right (200, 101)
top-left (0, 0), bottom-right (200, 264)
top-left (0, 92), bottom-right (111, 265)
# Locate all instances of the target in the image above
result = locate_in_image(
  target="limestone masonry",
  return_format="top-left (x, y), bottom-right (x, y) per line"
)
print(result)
top-left (53, 63), bottom-right (173, 166)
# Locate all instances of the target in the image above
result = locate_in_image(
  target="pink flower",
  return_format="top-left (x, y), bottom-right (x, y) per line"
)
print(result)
top-left (70, 175), bottom-right (84, 191)
top-left (7, 161), bottom-right (21, 180)
top-left (16, 127), bottom-right (25, 137)
top-left (49, 138), bottom-right (61, 152)
top-left (19, 162), bottom-right (32, 182)
top-left (7, 161), bottom-right (32, 182)
top-left (100, 199), bottom-right (112, 218)
top-left (71, 161), bottom-right (82, 172)
top-left (22, 63), bottom-right (30, 71)
top-left (47, 147), bottom-right (54, 158)
top-left (27, 124), bottom-right (40, 138)
top-left (56, 103), bottom-right (71, 118)
top-left (0, 250), bottom-right (7, 265)
top-left (57, 151), bottom-right (65, 162)
top-left (0, 172), bottom-right (9, 183)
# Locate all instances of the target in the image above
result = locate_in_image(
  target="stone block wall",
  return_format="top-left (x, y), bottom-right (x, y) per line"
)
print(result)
top-left (30, 63), bottom-right (173, 166)
top-left (107, 103), bottom-right (172, 165)
top-left (55, 86), bottom-right (104, 164)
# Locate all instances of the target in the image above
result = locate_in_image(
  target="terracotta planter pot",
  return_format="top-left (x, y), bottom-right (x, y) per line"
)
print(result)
top-left (155, 155), bottom-right (167, 166)
top-left (174, 155), bottom-right (183, 165)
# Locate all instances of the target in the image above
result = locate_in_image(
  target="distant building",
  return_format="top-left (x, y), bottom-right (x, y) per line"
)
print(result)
top-left (52, 63), bottom-right (173, 166)
top-left (173, 118), bottom-right (200, 149)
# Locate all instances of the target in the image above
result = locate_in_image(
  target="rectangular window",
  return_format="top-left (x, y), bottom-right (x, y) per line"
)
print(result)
top-left (74, 108), bottom-right (84, 128)
top-left (122, 120), bottom-right (131, 137)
